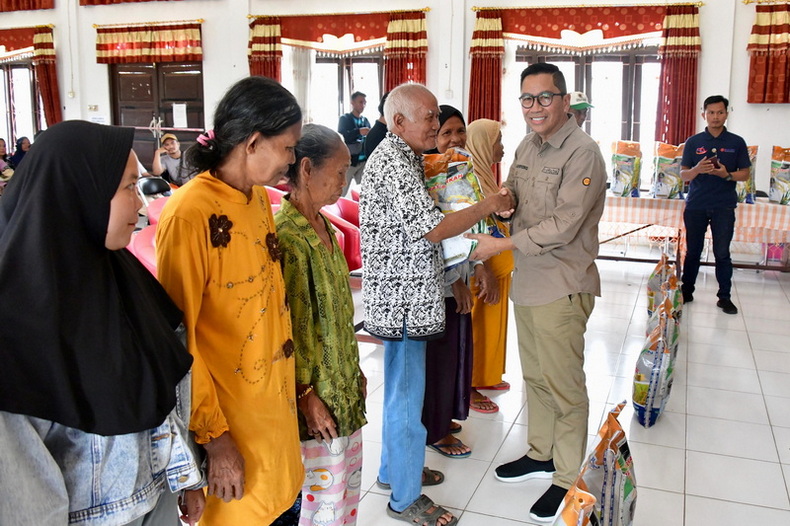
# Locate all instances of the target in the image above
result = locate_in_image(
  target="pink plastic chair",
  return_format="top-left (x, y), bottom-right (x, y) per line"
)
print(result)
top-left (350, 189), bottom-right (360, 202)
top-left (146, 196), bottom-right (169, 226)
top-left (127, 225), bottom-right (158, 277)
top-left (265, 185), bottom-right (286, 205)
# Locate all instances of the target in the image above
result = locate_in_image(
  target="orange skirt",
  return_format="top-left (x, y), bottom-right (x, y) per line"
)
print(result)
top-left (469, 250), bottom-right (514, 387)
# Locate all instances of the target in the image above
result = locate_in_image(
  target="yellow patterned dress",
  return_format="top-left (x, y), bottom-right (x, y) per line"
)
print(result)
top-left (156, 172), bottom-right (303, 524)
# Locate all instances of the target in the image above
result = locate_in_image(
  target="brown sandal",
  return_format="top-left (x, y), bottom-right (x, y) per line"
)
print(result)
top-left (386, 494), bottom-right (458, 526)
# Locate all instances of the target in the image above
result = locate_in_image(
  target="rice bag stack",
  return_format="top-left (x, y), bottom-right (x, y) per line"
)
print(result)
top-left (651, 142), bottom-right (684, 199)
top-left (611, 141), bottom-right (642, 197)
top-left (553, 402), bottom-right (637, 526)
top-left (646, 253), bottom-right (674, 317)
top-left (736, 146), bottom-right (758, 204)
top-left (769, 146), bottom-right (790, 205)
top-left (633, 307), bottom-right (676, 428)
top-left (424, 148), bottom-right (487, 269)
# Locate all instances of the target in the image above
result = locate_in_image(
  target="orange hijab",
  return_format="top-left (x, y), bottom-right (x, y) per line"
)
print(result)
top-left (465, 119), bottom-right (502, 198)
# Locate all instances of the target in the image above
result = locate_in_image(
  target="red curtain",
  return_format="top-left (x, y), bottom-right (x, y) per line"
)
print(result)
top-left (0, 27), bottom-right (36, 50)
top-left (280, 13), bottom-right (389, 43)
top-left (468, 10), bottom-right (504, 123)
top-left (248, 17), bottom-right (282, 81)
top-left (0, 0), bottom-right (52, 11)
top-left (384, 11), bottom-right (427, 91)
top-left (80, 0), bottom-right (178, 5)
top-left (95, 22), bottom-right (202, 64)
top-left (655, 5), bottom-right (700, 146)
top-left (33, 26), bottom-right (62, 125)
top-left (747, 3), bottom-right (790, 103)
top-left (501, 5), bottom-right (664, 40)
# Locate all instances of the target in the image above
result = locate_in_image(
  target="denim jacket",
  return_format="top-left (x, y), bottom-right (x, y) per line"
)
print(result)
top-left (60, 369), bottom-right (205, 525)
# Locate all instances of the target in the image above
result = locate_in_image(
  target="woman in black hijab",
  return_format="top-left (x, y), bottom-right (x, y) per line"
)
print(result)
top-left (0, 121), bottom-right (202, 525)
top-left (9, 135), bottom-right (30, 168)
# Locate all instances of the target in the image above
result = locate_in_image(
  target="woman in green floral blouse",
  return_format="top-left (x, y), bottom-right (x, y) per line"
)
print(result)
top-left (275, 123), bottom-right (367, 526)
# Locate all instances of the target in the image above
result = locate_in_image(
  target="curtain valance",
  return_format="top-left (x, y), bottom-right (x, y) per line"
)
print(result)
top-left (95, 21), bottom-right (203, 64)
top-left (0, 0), bottom-right (52, 12)
top-left (499, 5), bottom-right (664, 54)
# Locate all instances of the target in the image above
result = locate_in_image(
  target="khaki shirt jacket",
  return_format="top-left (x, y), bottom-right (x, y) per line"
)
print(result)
top-left (504, 115), bottom-right (607, 306)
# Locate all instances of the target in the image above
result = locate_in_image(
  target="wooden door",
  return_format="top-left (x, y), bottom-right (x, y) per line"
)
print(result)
top-left (111, 62), bottom-right (203, 171)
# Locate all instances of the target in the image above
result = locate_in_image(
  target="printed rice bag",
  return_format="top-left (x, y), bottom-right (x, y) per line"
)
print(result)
top-left (553, 402), bottom-right (637, 526)
top-left (423, 148), bottom-right (487, 269)
top-left (646, 275), bottom-right (682, 336)
top-left (611, 141), bottom-right (642, 197)
top-left (650, 142), bottom-right (684, 199)
top-left (646, 253), bottom-right (674, 317)
top-left (633, 310), bottom-right (675, 428)
top-left (646, 295), bottom-right (680, 361)
top-left (769, 146), bottom-right (790, 205)
top-left (736, 146), bottom-right (758, 204)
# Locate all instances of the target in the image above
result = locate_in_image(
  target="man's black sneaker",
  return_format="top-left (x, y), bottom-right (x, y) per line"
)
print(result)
top-left (682, 290), bottom-right (693, 303)
top-left (529, 484), bottom-right (567, 523)
top-left (717, 298), bottom-right (738, 315)
top-left (494, 455), bottom-right (555, 482)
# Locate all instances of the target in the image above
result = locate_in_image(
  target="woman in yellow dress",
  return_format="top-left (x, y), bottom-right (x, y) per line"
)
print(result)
top-left (465, 119), bottom-right (514, 411)
top-left (156, 77), bottom-right (304, 525)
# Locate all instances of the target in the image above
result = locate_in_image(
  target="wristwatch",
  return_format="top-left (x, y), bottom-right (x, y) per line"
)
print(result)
top-left (725, 172), bottom-right (733, 181)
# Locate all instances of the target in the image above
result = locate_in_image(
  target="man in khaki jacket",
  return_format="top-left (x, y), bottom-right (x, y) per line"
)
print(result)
top-left (469, 62), bottom-right (606, 523)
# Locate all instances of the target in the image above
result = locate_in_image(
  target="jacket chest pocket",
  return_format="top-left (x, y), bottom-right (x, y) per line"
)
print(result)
top-left (529, 172), bottom-right (562, 219)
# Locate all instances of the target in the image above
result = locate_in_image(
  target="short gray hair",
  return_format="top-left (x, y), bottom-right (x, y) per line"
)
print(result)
top-left (385, 84), bottom-right (435, 132)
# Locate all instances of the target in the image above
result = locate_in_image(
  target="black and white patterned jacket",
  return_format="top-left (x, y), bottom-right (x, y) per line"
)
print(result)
top-left (359, 132), bottom-right (446, 340)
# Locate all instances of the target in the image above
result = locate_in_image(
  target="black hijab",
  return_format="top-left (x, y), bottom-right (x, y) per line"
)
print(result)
top-left (9, 136), bottom-right (28, 168)
top-left (424, 105), bottom-right (466, 154)
top-left (0, 121), bottom-right (192, 435)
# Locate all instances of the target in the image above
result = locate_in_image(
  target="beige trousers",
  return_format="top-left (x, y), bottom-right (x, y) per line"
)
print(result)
top-left (513, 292), bottom-right (594, 488)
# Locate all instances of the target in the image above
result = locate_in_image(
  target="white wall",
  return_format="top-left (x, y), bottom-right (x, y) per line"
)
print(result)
top-left (1, 0), bottom-right (788, 189)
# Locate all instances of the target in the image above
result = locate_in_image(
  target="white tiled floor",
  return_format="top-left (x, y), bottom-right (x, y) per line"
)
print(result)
top-left (354, 259), bottom-right (790, 525)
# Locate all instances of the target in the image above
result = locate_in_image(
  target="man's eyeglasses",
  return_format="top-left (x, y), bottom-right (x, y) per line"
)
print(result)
top-left (519, 92), bottom-right (565, 109)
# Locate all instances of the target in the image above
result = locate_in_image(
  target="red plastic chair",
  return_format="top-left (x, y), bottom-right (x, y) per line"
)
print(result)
top-left (320, 209), bottom-right (361, 271)
top-left (127, 225), bottom-right (158, 277)
top-left (350, 189), bottom-right (360, 202)
top-left (146, 196), bottom-right (169, 226)
top-left (265, 185), bottom-right (286, 205)
top-left (323, 197), bottom-right (359, 228)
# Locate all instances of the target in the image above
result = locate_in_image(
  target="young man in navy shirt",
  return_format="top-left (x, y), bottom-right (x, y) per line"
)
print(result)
top-left (680, 95), bottom-right (751, 315)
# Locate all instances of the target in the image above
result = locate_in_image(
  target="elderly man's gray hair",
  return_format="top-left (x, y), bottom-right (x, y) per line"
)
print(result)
top-left (384, 84), bottom-right (435, 132)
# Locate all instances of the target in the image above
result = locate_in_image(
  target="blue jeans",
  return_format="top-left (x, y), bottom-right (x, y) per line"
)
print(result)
top-left (378, 335), bottom-right (427, 512)
top-left (682, 207), bottom-right (736, 299)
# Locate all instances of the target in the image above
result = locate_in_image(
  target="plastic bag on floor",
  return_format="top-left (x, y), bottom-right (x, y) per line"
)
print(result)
top-left (633, 311), bottom-right (676, 427)
top-left (553, 402), bottom-right (637, 526)
top-left (646, 253), bottom-right (674, 317)
top-left (646, 276), bottom-right (682, 338)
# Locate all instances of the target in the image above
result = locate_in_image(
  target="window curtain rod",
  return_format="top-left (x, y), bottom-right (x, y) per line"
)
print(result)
top-left (472, 2), bottom-right (704, 9)
top-left (93, 19), bottom-right (203, 29)
top-left (743, 0), bottom-right (787, 5)
top-left (248, 7), bottom-right (430, 19)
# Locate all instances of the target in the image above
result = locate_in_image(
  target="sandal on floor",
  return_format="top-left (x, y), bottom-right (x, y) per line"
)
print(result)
top-left (386, 494), bottom-right (458, 526)
top-left (449, 421), bottom-right (462, 434)
top-left (470, 394), bottom-right (499, 414)
top-left (476, 381), bottom-right (511, 391)
top-left (376, 466), bottom-right (445, 490)
top-left (428, 437), bottom-right (471, 459)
